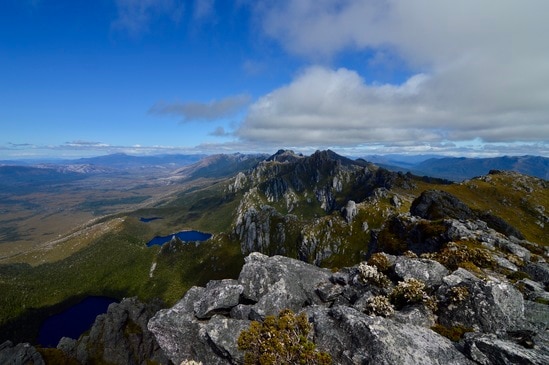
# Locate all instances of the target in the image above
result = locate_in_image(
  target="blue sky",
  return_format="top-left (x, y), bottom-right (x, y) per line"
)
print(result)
top-left (1, 0), bottom-right (548, 159)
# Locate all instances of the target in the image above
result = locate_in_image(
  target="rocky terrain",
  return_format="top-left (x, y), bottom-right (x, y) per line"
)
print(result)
top-left (144, 186), bottom-right (549, 364)
top-left (4, 184), bottom-right (547, 364)
top-left (1, 150), bottom-right (547, 364)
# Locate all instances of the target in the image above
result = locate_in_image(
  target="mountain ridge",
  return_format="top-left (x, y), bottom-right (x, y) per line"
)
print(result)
top-left (368, 155), bottom-right (549, 181)
top-left (0, 149), bottom-right (547, 362)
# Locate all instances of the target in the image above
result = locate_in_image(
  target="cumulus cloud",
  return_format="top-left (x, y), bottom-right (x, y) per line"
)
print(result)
top-left (112, 0), bottom-right (184, 36)
top-left (236, 0), bottom-right (549, 150)
top-left (150, 94), bottom-right (252, 122)
top-left (236, 65), bottom-right (549, 146)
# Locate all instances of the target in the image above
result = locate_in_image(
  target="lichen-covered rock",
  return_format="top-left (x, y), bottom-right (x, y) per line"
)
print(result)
top-left (437, 269), bottom-right (525, 333)
top-left (307, 305), bottom-right (473, 365)
top-left (393, 304), bottom-right (436, 327)
top-left (0, 341), bottom-right (45, 365)
top-left (316, 281), bottom-right (345, 302)
top-left (193, 279), bottom-right (243, 319)
top-left (524, 301), bottom-right (549, 331)
top-left (523, 262), bottom-right (549, 285)
top-left (229, 304), bottom-right (252, 320)
top-left (201, 315), bottom-right (249, 363)
top-left (148, 287), bottom-right (221, 364)
top-left (519, 279), bottom-right (549, 302)
top-left (462, 332), bottom-right (549, 365)
top-left (394, 256), bottom-right (449, 287)
top-left (148, 252), bottom-right (548, 365)
top-left (238, 252), bottom-right (331, 318)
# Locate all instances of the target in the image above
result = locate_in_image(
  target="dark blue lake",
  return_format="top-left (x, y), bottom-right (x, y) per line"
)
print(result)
top-left (140, 217), bottom-right (162, 223)
top-left (146, 230), bottom-right (212, 247)
top-left (38, 296), bottom-right (117, 347)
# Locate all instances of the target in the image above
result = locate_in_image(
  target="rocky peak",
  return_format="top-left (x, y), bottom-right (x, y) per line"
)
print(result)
top-left (265, 149), bottom-right (304, 163)
top-left (232, 150), bottom-right (415, 261)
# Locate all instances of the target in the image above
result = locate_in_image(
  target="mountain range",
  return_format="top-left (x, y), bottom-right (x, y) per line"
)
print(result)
top-left (0, 149), bottom-right (547, 364)
top-left (366, 154), bottom-right (549, 181)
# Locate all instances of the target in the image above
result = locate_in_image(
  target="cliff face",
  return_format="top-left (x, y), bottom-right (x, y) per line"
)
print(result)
top-left (149, 247), bottom-right (549, 365)
top-left (232, 150), bottom-right (415, 265)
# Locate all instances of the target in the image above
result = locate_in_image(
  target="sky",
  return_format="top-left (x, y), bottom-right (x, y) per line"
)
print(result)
top-left (1, 0), bottom-right (548, 160)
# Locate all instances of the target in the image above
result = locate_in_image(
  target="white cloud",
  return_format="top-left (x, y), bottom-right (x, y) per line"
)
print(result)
top-left (236, 65), bottom-right (549, 147)
top-left (150, 94), bottom-right (252, 122)
top-left (236, 1), bottom-right (549, 152)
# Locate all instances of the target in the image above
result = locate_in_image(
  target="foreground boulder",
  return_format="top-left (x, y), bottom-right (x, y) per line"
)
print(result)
top-left (148, 253), bottom-right (331, 364)
top-left (463, 332), bottom-right (549, 364)
top-left (307, 305), bottom-right (472, 364)
top-left (436, 268), bottom-right (525, 333)
top-left (148, 252), bottom-right (549, 364)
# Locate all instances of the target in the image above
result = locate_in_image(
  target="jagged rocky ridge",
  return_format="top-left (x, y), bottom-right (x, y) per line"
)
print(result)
top-left (229, 150), bottom-right (547, 270)
top-left (231, 150), bottom-right (423, 264)
top-left (148, 246), bottom-right (549, 365)
top-left (145, 183), bottom-right (548, 364)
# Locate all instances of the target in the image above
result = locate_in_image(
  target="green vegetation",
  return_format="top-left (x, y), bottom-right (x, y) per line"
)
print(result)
top-left (37, 347), bottom-right (80, 365)
top-left (78, 196), bottom-right (151, 214)
top-left (238, 309), bottom-right (332, 365)
top-left (357, 262), bottom-right (390, 288)
top-left (422, 241), bottom-right (496, 272)
top-left (506, 270), bottom-right (531, 282)
top-left (448, 286), bottom-right (469, 303)
top-left (0, 215), bottom-right (244, 343)
top-left (1, 154), bottom-right (546, 349)
top-left (389, 278), bottom-right (437, 311)
top-left (437, 173), bottom-right (548, 245)
top-left (133, 181), bottom-right (242, 234)
top-left (367, 252), bottom-right (391, 272)
top-left (431, 324), bottom-right (474, 342)
top-left (364, 295), bottom-right (394, 317)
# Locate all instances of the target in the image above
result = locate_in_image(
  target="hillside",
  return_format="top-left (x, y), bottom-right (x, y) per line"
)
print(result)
top-left (0, 150), bottom-right (547, 358)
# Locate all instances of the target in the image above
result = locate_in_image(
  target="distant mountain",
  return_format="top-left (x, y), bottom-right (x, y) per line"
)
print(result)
top-left (365, 154), bottom-right (445, 168)
top-left (171, 153), bottom-right (268, 180)
top-left (367, 155), bottom-right (549, 181)
top-left (414, 156), bottom-right (549, 181)
top-left (75, 153), bottom-right (205, 169)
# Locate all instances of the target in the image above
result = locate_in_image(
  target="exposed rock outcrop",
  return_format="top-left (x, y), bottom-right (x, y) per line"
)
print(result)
top-left (307, 305), bottom-right (473, 365)
top-left (0, 341), bottom-right (45, 365)
top-left (411, 190), bottom-right (524, 239)
top-left (149, 252), bottom-right (549, 365)
top-left (58, 297), bottom-right (170, 365)
top-left (411, 190), bottom-right (475, 221)
top-left (342, 200), bottom-right (357, 223)
top-left (436, 268), bottom-right (525, 333)
top-left (233, 150), bottom-right (413, 260)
